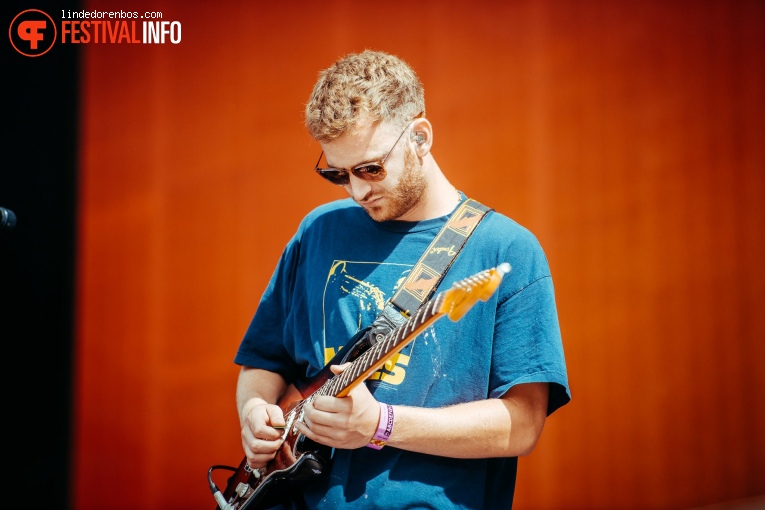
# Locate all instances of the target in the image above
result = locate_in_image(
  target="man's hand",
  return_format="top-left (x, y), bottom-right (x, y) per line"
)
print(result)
top-left (240, 398), bottom-right (287, 469)
top-left (296, 363), bottom-right (381, 449)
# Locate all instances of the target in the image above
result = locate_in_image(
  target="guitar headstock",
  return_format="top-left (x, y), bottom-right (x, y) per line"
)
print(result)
top-left (440, 263), bottom-right (511, 321)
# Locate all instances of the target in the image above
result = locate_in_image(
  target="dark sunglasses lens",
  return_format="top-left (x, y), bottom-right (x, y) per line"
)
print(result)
top-left (318, 169), bottom-right (350, 185)
top-left (354, 164), bottom-right (386, 181)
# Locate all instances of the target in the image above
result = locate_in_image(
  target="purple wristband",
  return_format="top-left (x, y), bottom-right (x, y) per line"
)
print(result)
top-left (367, 402), bottom-right (394, 450)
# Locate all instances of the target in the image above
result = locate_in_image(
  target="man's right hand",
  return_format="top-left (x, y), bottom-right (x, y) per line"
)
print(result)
top-left (240, 398), bottom-right (287, 469)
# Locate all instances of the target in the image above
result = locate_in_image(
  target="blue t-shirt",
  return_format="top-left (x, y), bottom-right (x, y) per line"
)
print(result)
top-left (235, 197), bottom-right (570, 509)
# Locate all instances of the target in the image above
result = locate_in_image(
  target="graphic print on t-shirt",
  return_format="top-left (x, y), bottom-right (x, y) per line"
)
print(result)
top-left (322, 259), bottom-right (418, 385)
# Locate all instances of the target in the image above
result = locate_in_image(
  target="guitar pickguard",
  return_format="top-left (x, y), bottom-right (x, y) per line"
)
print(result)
top-left (233, 435), bottom-right (330, 510)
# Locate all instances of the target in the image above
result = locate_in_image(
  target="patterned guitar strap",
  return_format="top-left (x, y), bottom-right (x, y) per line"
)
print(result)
top-left (295, 196), bottom-right (492, 393)
top-left (367, 196), bottom-right (493, 343)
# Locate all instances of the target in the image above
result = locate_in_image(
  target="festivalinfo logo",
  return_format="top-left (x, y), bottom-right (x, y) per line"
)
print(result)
top-left (9, 8), bottom-right (182, 57)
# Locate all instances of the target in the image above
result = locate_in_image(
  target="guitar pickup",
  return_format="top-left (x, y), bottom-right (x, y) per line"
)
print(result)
top-left (235, 482), bottom-right (251, 498)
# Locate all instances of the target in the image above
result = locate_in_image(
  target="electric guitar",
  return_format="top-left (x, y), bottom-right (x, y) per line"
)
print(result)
top-left (208, 263), bottom-right (511, 510)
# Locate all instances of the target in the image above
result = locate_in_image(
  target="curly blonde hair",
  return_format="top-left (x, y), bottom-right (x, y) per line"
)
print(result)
top-left (305, 50), bottom-right (425, 142)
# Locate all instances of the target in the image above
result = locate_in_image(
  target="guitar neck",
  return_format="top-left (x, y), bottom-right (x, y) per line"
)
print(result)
top-left (294, 263), bottom-right (508, 406)
top-left (318, 294), bottom-right (445, 400)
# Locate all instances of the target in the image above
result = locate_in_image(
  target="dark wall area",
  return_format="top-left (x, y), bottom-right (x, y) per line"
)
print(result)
top-left (2, 2), bottom-right (79, 508)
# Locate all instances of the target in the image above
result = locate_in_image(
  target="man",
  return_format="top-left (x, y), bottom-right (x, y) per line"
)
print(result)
top-left (234, 50), bottom-right (570, 509)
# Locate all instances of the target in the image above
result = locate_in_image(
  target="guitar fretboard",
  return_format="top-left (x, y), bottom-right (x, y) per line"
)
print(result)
top-left (280, 294), bottom-right (444, 421)
top-left (325, 293), bottom-right (444, 398)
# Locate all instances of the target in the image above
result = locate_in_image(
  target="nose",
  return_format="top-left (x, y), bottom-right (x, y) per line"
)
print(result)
top-left (345, 173), bottom-right (374, 201)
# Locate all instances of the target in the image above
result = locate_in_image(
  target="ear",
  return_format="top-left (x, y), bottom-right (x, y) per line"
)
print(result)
top-left (410, 117), bottom-right (433, 156)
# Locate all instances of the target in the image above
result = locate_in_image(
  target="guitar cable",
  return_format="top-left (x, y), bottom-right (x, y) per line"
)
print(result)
top-left (208, 465), bottom-right (237, 510)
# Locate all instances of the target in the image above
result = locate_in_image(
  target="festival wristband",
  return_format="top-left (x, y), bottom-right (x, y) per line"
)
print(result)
top-left (366, 402), bottom-right (394, 450)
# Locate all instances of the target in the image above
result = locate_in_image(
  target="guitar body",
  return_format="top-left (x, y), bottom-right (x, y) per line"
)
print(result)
top-left (218, 328), bottom-right (374, 510)
top-left (209, 265), bottom-right (510, 510)
top-left (224, 436), bottom-right (329, 510)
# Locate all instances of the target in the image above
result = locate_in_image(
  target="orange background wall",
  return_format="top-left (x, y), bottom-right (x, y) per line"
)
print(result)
top-left (73, 1), bottom-right (765, 509)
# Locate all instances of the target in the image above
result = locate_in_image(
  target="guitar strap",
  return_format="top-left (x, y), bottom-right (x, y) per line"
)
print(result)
top-left (366, 196), bottom-right (492, 343)
top-left (296, 196), bottom-right (491, 394)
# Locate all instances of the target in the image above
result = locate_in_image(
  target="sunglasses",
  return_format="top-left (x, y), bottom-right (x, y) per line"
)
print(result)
top-left (314, 116), bottom-right (421, 186)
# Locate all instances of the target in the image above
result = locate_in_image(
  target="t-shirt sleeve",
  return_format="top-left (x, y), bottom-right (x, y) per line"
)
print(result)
top-left (490, 276), bottom-right (570, 415)
top-left (234, 234), bottom-right (302, 383)
top-left (487, 229), bottom-right (571, 416)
